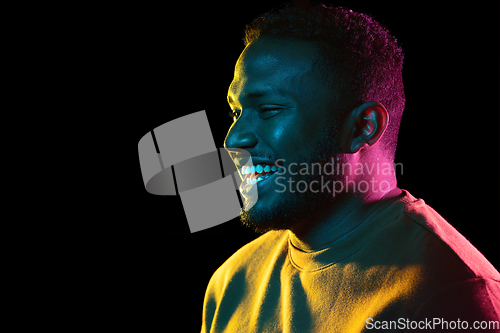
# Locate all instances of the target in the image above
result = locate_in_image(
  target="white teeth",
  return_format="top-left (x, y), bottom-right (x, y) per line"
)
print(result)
top-left (242, 164), bottom-right (271, 175)
top-left (241, 163), bottom-right (279, 181)
top-left (242, 166), bottom-right (255, 175)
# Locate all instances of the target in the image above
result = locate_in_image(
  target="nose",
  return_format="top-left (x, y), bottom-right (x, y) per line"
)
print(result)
top-left (224, 112), bottom-right (258, 156)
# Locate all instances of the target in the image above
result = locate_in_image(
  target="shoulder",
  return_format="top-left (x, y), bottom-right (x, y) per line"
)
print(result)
top-left (397, 190), bottom-right (500, 281)
top-left (363, 191), bottom-right (500, 321)
top-left (408, 277), bottom-right (500, 324)
top-left (202, 231), bottom-right (289, 331)
top-left (205, 230), bottom-right (288, 294)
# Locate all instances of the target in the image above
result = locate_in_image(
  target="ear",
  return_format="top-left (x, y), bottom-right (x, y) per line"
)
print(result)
top-left (348, 101), bottom-right (389, 153)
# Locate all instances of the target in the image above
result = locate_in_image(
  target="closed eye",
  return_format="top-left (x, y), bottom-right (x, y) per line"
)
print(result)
top-left (259, 105), bottom-right (285, 118)
top-left (260, 107), bottom-right (281, 112)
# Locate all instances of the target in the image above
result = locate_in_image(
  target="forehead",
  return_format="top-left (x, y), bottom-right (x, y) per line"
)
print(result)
top-left (228, 38), bottom-right (320, 102)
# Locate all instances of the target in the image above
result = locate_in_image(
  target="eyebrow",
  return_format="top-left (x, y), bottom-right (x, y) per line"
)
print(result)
top-left (227, 88), bottom-right (283, 105)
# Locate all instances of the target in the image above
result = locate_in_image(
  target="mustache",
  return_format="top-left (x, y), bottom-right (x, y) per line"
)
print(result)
top-left (246, 151), bottom-right (281, 162)
top-left (228, 148), bottom-right (282, 165)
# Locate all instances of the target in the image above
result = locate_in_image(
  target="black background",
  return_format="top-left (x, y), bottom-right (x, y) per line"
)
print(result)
top-left (120, 1), bottom-right (499, 330)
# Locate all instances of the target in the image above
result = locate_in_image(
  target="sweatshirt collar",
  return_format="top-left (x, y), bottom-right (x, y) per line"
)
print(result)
top-left (287, 190), bottom-right (416, 272)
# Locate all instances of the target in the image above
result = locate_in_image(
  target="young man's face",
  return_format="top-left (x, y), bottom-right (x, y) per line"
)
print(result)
top-left (225, 38), bottom-right (346, 233)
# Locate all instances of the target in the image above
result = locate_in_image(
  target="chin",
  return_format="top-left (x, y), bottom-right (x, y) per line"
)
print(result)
top-left (239, 183), bottom-right (335, 234)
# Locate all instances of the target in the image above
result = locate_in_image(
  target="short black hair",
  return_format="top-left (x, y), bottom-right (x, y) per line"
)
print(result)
top-left (244, 2), bottom-right (405, 160)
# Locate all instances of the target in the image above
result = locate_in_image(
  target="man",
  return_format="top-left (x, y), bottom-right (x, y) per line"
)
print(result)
top-left (202, 3), bottom-right (500, 332)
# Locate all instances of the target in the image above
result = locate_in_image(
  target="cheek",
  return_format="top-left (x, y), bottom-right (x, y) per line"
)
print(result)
top-left (263, 117), bottom-right (297, 152)
top-left (262, 114), bottom-right (323, 156)
top-left (268, 123), bottom-right (287, 143)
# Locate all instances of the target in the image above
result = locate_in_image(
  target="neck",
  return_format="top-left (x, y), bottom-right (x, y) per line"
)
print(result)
top-left (289, 185), bottom-right (402, 252)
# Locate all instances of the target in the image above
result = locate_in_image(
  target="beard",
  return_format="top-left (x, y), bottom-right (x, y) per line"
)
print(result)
top-left (239, 117), bottom-right (346, 234)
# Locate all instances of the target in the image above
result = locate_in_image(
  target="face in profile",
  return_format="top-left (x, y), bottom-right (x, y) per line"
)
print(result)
top-left (225, 38), bottom-right (348, 234)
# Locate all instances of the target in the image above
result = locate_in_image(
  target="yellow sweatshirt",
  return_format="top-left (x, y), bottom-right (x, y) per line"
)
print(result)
top-left (201, 190), bottom-right (500, 332)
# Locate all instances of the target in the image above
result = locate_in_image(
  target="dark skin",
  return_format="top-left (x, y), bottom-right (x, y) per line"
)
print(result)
top-left (225, 37), bottom-right (401, 251)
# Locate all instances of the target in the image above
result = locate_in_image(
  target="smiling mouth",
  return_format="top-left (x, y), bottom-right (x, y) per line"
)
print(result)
top-left (241, 164), bottom-right (280, 186)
